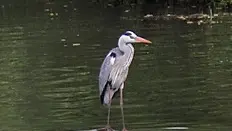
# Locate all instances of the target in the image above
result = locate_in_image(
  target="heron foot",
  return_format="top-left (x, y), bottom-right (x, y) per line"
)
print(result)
top-left (122, 128), bottom-right (128, 131)
top-left (97, 125), bottom-right (113, 131)
top-left (105, 125), bottom-right (113, 131)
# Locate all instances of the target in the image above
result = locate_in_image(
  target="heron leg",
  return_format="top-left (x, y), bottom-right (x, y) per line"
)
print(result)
top-left (106, 89), bottom-right (112, 128)
top-left (120, 84), bottom-right (127, 131)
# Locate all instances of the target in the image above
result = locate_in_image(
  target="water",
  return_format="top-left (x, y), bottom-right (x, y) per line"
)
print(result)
top-left (0, 1), bottom-right (232, 131)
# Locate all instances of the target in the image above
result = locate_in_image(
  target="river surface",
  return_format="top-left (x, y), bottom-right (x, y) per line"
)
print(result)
top-left (0, 1), bottom-right (232, 131)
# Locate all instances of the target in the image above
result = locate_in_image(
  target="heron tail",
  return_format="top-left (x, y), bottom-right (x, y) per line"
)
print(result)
top-left (103, 89), bottom-right (115, 106)
top-left (100, 82), bottom-right (115, 105)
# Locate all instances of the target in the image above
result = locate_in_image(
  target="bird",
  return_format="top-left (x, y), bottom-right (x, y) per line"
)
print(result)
top-left (98, 31), bottom-right (151, 131)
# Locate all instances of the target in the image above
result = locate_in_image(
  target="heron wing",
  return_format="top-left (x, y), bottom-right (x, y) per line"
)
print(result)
top-left (99, 47), bottom-right (123, 96)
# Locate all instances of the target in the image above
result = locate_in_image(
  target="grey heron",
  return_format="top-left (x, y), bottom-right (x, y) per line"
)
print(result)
top-left (99, 31), bottom-right (151, 131)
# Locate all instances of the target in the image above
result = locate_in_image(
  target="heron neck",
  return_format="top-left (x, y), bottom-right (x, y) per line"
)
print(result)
top-left (118, 42), bottom-right (134, 67)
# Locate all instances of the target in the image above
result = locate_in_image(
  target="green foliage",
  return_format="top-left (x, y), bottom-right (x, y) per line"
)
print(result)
top-left (96, 0), bottom-right (232, 7)
top-left (220, 0), bottom-right (232, 3)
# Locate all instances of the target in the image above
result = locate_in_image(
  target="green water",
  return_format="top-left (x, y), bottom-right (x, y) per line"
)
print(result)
top-left (0, 1), bottom-right (232, 131)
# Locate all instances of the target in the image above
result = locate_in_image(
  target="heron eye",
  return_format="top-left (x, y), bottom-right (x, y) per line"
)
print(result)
top-left (129, 36), bottom-right (134, 39)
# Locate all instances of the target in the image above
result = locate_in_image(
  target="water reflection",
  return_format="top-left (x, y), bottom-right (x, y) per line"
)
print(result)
top-left (0, 1), bottom-right (232, 131)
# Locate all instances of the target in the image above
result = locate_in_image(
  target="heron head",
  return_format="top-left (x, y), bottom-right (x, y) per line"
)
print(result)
top-left (119, 31), bottom-right (152, 44)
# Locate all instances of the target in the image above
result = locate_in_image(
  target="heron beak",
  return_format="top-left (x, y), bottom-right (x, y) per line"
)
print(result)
top-left (135, 36), bottom-right (152, 44)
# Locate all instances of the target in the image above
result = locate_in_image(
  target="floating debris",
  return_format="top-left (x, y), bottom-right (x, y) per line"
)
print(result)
top-left (214, 14), bottom-right (219, 17)
top-left (188, 13), bottom-right (210, 20)
top-left (176, 15), bottom-right (186, 20)
top-left (144, 14), bottom-right (153, 18)
top-left (107, 3), bottom-right (113, 7)
top-left (49, 12), bottom-right (54, 16)
top-left (142, 13), bottom-right (219, 25)
top-left (73, 43), bottom-right (81, 46)
top-left (124, 9), bottom-right (130, 12)
top-left (63, 5), bottom-right (68, 8)
top-left (187, 21), bottom-right (194, 24)
top-left (61, 38), bottom-right (66, 42)
top-left (44, 8), bottom-right (50, 12)
top-left (197, 20), bottom-right (204, 25)
top-left (175, 13), bottom-right (218, 25)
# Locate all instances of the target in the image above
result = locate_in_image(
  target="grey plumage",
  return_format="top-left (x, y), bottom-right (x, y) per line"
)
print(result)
top-left (99, 31), bottom-right (146, 106)
top-left (99, 47), bottom-right (129, 105)
top-left (98, 31), bottom-right (151, 130)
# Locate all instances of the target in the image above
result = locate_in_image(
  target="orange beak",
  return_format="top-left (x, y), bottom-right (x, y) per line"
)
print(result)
top-left (135, 36), bottom-right (152, 44)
